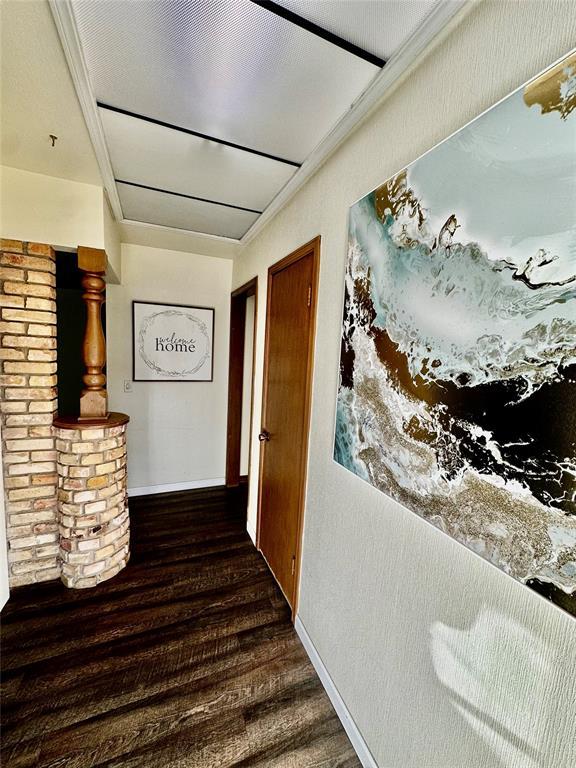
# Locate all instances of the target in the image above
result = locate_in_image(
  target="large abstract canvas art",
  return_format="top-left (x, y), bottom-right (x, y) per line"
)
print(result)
top-left (334, 51), bottom-right (576, 615)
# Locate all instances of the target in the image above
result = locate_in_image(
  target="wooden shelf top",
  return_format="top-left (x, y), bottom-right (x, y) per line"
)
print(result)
top-left (53, 412), bottom-right (130, 430)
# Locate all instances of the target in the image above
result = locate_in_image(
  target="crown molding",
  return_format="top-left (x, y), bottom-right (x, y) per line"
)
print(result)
top-left (119, 219), bottom-right (241, 260)
top-left (48, 0), bottom-right (123, 221)
top-left (120, 218), bottom-right (240, 244)
top-left (240, 0), bottom-right (472, 246)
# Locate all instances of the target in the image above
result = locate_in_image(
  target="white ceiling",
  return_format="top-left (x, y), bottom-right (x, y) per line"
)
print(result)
top-left (73, 0), bottom-right (380, 163)
top-left (2, 0), bottom-right (458, 243)
top-left (117, 181), bottom-right (260, 241)
top-left (64, 0), bottom-right (449, 240)
top-left (98, 107), bottom-right (296, 213)
top-left (275, 0), bottom-right (441, 61)
top-left (0, 0), bottom-right (101, 185)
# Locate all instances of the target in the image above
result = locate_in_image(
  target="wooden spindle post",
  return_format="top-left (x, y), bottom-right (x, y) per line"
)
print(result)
top-left (78, 247), bottom-right (108, 419)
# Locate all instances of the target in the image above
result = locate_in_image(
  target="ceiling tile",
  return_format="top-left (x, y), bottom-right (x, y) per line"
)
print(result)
top-left (72, 0), bottom-right (379, 163)
top-left (99, 107), bottom-right (296, 212)
top-left (274, 0), bottom-right (442, 61)
top-left (117, 181), bottom-right (260, 239)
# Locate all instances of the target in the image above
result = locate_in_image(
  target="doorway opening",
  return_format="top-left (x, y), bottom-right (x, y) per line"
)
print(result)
top-left (257, 237), bottom-right (320, 616)
top-left (226, 277), bottom-right (258, 490)
top-left (55, 250), bottom-right (107, 417)
top-left (56, 250), bottom-right (83, 416)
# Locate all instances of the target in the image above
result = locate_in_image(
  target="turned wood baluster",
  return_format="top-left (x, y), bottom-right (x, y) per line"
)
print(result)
top-left (78, 247), bottom-right (108, 419)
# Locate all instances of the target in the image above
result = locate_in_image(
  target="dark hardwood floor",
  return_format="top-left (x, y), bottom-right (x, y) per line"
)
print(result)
top-left (1, 486), bottom-right (361, 767)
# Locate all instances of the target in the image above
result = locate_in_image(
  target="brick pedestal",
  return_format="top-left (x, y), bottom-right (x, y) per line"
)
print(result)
top-left (0, 239), bottom-right (59, 586)
top-left (54, 414), bottom-right (130, 588)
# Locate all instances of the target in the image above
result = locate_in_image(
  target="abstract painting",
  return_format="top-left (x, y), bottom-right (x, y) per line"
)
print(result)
top-left (334, 51), bottom-right (576, 615)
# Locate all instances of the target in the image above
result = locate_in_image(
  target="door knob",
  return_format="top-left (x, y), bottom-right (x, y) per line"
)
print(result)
top-left (258, 430), bottom-right (270, 442)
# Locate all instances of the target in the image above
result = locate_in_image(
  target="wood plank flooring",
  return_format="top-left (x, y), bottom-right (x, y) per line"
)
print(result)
top-left (1, 486), bottom-right (361, 767)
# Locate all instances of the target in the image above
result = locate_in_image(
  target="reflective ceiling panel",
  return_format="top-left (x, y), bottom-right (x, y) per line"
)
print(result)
top-left (275, 0), bottom-right (442, 61)
top-left (72, 0), bottom-right (380, 163)
top-left (99, 107), bottom-right (296, 212)
top-left (117, 182), bottom-right (260, 240)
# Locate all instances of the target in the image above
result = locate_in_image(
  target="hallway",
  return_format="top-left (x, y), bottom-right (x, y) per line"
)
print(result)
top-left (1, 487), bottom-right (360, 767)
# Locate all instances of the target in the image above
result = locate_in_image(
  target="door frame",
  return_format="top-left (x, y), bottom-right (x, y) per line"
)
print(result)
top-left (226, 277), bottom-right (258, 488)
top-left (256, 236), bottom-right (321, 617)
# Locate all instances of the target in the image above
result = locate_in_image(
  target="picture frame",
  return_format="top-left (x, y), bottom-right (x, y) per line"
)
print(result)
top-left (132, 300), bottom-right (214, 382)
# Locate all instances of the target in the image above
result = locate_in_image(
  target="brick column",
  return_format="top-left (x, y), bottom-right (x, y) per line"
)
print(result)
top-left (54, 415), bottom-right (130, 588)
top-left (0, 239), bottom-right (59, 586)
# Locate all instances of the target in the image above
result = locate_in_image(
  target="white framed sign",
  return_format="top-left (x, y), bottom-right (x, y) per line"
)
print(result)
top-left (132, 301), bottom-right (214, 382)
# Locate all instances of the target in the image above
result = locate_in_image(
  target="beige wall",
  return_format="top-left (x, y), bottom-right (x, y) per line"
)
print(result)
top-left (1, 166), bottom-right (103, 249)
top-left (103, 194), bottom-right (121, 284)
top-left (0, 163), bottom-right (232, 494)
top-left (233, 2), bottom-right (576, 766)
top-left (107, 243), bottom-right (233, 493)
top-left (1, 166), bottom-right (121, 283)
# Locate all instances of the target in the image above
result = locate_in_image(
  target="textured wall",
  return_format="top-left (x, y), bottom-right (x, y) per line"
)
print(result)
top-left (107, 244), bottom-right (233, 492)
top-left (233, 2), bottom-right (576, 766)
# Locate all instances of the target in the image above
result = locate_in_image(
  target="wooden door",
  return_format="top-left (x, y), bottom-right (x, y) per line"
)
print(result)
top-left (258, 238), bottom-right (320, 612)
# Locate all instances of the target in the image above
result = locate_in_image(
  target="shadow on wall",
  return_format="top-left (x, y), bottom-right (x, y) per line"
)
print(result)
top-left (430, 607), bottom-right (566, 768)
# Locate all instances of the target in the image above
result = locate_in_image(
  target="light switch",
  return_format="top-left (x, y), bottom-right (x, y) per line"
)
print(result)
top-left (124, 380), bottom-right (133, 393)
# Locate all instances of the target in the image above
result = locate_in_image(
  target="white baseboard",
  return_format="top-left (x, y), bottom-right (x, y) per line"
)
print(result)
top-left (294, 616), bottom-right (379, 768)
top-left (127, 478), bottom-right (225, 497)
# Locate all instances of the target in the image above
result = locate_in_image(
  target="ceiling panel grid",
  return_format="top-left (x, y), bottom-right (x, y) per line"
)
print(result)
top-left (72, 0), bottom-right (380, 162)
top-left (99, 106), bottom-right (296, 212)
top-left (274, 0), bottom-right (442, 61)
top-left (63, 0), bottom-right (448, 240)
top-left (118, 181), bottom-right (260, 240)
